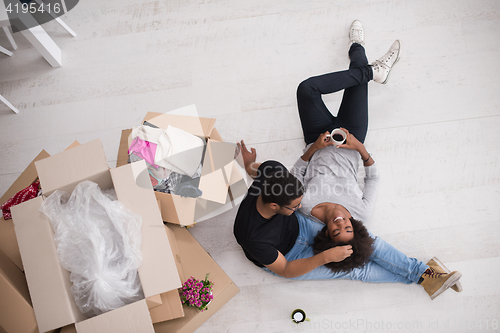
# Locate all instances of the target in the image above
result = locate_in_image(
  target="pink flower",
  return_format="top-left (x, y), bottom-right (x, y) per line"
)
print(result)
top-left (180, 275), bottom-right (214, 310)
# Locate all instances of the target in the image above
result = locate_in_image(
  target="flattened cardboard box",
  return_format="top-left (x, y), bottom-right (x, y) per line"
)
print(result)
top-left (117, 112), bottom-right (248, 226)
top-left (154, 224), bottom-right (240, 333)
top-left (11, 139), bottom-right (182, 333)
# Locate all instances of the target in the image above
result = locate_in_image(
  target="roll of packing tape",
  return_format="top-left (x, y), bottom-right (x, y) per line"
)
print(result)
top-left (291, 309), bottom-right (310, 324)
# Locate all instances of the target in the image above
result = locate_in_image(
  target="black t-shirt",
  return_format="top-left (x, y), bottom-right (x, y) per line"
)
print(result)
top-left (233, 160), bottom-right (300, 267)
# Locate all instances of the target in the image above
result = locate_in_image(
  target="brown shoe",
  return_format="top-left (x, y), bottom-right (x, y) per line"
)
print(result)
top-left (427, 257), bottom-right (463, 292)
top-left (419, 267), bottom-right (462, 300)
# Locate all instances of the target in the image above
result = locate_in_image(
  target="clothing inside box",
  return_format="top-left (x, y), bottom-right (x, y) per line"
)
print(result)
top-left (127, 121), bottom-right (208, 199)
top-left (0, 179), bottom-right (41, 220)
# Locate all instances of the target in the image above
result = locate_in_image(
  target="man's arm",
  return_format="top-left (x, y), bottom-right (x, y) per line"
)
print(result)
top-left (265, 246), bottom-right (353, 279)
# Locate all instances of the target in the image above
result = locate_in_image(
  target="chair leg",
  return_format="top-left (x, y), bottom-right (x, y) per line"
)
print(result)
top-left (0, 45), bottom-right (13, 56)
top-left (0, 95), bottom-right (19, 114)
top-left (3, 26), bottom-right (18, 50)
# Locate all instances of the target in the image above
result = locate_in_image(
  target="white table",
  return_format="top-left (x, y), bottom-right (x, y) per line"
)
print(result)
top-left (0, 0), bottom-right (62, 67)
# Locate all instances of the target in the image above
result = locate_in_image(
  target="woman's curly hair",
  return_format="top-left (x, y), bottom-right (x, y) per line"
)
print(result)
top-left (313, 218), bottom-right (375, 273)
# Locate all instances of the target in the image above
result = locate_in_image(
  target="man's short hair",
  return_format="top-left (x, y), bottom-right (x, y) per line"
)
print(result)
top-left (260, 170), bottom-right (304, 206)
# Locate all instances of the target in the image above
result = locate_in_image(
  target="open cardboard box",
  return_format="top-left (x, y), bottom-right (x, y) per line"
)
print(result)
top-left (117, 111), bottom-right (249, 226)
top-left (11, 139), bottom-right (182, 333)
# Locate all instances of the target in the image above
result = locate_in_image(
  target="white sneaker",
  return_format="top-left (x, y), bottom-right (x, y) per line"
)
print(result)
top-left (371, 40), bottom-right (402, 84)
top-left (348, 20), bottom-right (364, 47)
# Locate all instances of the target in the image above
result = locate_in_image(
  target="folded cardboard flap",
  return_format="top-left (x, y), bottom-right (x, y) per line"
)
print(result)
top-left (153, 225), bottom-right (240, 333)
top-left (149, 290), bottom-right (184, 324)
top-left (64, 141), bottom-right (82, 151)
top-left (202, 141), bottom-right (237, 176)
top-left (60, 324), bottom-right (77, 333)
top-left (0, 249), bottom-right (31, 305)
top-left (198, 140), bottom-right (239, 204)
top-left (0, 218), bottom-right (23, 271)
top-left (146, 294), bottom-right (162, 309)
top-left (163, 221), bottom-right (184, 281)
top-left (12, 197), bottom-right (83, 332)
top-left (148, 224), bottom-right (185, 324)
top-left (0, 150), bottom-right (49, 204)
top-left (0, 248), bottom-right (37, 333)
top-left (75, 300), bottom-right (154, 333)
top-left (0, 150), bottom-right (50, 271)
top-left (117, 129), bottom-right (132, 168)
top-left (35, 139), bottom-right (111, 197)
top-left (110, 161), bottom-right (181, 297)
top-left (145, 112), bottom-right (216, 139)
top-left (209, 128), bottom-right (223, 142)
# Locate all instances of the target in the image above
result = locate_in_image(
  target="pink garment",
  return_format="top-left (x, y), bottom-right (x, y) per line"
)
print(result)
top-left (128, 137), bottom-right (159, 169)
top-left (1, 180), bottom-right (40, 220)
top-left (149, 174), bottom-right (158, 187)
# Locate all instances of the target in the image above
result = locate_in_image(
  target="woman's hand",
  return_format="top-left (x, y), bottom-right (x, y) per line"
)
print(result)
top-left (301, 132), bottom-right (335, 162)
top-left (312, 131), bottom-right (336, 150)
top-left (322, 245), bottom-right (353, 263)
top-left (336, 128), bottom-right (362, 151)
top-left (336, 128), bottom-right (374, 166)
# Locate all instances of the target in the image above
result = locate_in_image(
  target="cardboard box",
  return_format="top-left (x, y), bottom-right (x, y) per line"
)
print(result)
top-left (0, 150), bottom-right (50, 271)
top-left (11, 139), bottom-right (182, 333)
top-left (0, 141), bottom-right (81, 272)
top-left (0, 143), bottom-right (82, 333)
top-left (153, 224), bottom-right (239, 333)
top-left (117, 112), bottom-right (249, 226)
top-left (0, 248), bottom-right (37, 333)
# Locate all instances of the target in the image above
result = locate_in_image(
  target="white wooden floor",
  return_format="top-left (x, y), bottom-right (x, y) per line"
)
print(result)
top-left (1, 1), bottom-right (500, 332)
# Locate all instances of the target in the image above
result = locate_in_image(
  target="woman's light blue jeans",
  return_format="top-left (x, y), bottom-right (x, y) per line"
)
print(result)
top-left (263, 213), bottom-right (428, 283)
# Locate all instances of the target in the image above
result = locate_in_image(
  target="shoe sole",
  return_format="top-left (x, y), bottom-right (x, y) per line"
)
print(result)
top-left (381, 40), bottom-right (402, 84)
top-left (431, 256), bottom-right (463, 292)
top-left (430, 271), bottom-right (462, 300)
top-left (348, 20), bottom-right (364, 48)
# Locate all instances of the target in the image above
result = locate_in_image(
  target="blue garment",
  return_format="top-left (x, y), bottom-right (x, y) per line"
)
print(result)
top-left (263, 213), bottom-right (428, 283)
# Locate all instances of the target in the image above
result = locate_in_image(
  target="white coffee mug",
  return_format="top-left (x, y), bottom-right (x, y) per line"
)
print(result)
top-left (327, 128), bottom-right (347, 146)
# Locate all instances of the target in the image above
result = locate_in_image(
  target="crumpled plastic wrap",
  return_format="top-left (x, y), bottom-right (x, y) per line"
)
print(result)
top-left (39, 180), bottom-right (144, 318)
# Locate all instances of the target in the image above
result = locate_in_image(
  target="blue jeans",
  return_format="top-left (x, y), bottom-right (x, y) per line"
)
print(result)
top-left (263, 213), bottom-right (428, 283)
top-left (297, 43), bottom-right (372, 145)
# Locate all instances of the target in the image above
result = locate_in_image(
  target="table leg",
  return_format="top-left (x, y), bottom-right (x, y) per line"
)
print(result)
top-left (0, 95), bottom-right (19, 114)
